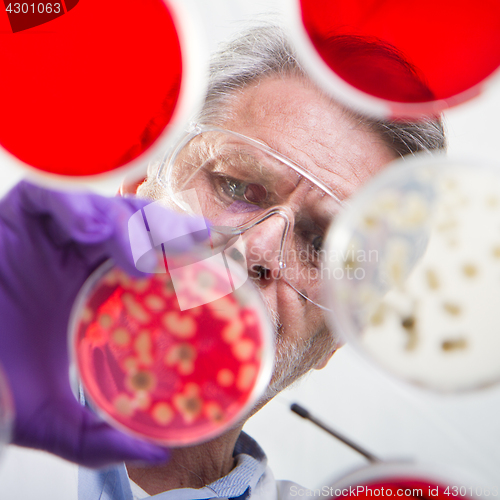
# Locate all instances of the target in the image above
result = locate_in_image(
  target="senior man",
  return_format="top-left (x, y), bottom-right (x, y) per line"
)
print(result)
top-left (0, 22), bottom-right (445, 500)
top-left (77, 26), bottom-right (446, 499)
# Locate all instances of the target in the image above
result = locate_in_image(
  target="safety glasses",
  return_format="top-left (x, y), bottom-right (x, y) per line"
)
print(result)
top-left (156, 124), bottom-right (345, 310)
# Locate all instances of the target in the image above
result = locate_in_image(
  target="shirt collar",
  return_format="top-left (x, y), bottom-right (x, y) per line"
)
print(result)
top-left (78, 431), bottom-right (268, 500)
top-left (203, 432), bottom-right (267, 498)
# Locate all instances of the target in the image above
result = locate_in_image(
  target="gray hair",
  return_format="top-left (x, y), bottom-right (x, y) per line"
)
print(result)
top-left (197, 25), bottom-right (446, 157)
top-left (138, 24), bottom-right (446, 199)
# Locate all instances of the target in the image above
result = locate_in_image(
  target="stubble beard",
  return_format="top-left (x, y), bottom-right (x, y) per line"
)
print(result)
top-left (255, 290), bottom-right (335, 404)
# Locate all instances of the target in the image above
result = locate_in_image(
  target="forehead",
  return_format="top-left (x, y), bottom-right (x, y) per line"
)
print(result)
top-left (220, 76), bottom-right (397, 200)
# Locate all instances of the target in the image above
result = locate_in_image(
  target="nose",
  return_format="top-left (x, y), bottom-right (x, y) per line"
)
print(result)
top-left (240, 208), bottom-right (293, 287)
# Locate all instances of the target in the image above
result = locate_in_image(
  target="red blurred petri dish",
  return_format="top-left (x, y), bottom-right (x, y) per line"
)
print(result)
top-left (333, 480), bottom-right (450, 500)
top-left (69, 258), bottom-right (274, 446)
top-left (291, 0), bottom-right (500, 119)
top-left (332, 479), bottom-right (460, 499)
top-left (326, 463), bottom-right (485, 500)
top-left (0, 0), bottom-right (202, 182)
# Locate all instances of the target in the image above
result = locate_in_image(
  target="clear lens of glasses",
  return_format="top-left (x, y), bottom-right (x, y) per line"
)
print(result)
top-left (158, 128), bottom-right (342, 309)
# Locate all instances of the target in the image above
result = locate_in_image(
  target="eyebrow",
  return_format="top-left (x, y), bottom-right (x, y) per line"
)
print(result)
top-left (207, 146), bottom-right (297, 188)
top-left (194, 133), bottom-right (345, 205)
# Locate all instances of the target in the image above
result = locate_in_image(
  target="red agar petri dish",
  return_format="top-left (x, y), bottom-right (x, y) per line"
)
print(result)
top-left (0, 0), bottom-right (200, 180)
top-left (331, 479), bottom-right (458, 499)
top-left (333, 480), bottom-right (447, 499)
top-left (70, 258), bottom-right (273, 446)
top-left (292, 0), bottom-right (500, 118)
top-left (326, 463), bottom-right (483, 500)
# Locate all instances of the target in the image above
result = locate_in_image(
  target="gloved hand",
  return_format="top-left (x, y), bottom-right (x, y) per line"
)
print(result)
top-left (0, 180), bottom-right (206, 467)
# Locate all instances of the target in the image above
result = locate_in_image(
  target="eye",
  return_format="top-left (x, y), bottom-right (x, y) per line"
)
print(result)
top-left (243, 183), bottom-right (267, 203)
top-left (216, 175), bottom-right (267, 204)
top-left (311, 235), bottom-right (323, 254)
top-left (220, 177), bottom-right (246, 199)
top-left (301, 232), bottom-right (325, 266)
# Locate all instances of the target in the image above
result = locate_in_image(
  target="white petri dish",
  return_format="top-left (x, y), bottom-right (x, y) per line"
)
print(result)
top-left (324, 154), bottom-right (500, 392)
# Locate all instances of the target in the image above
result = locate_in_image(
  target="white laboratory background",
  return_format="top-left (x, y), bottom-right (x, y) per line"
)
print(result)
top-left (1, 0), bottom-right (500, 498)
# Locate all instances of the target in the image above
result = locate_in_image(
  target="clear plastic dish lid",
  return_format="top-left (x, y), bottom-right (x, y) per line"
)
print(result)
top-left (324, 154), bottom-right (500, 392)
top-left (289, 0), bottom-right (500, 119)
top-left (0, 0), bottom-right (205, 185)
top-left (69, 245), bottom-right (274, 446)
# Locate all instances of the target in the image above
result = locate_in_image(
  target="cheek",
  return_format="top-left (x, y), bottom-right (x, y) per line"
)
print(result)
top-left (276, 285), bottom-right (325, 343)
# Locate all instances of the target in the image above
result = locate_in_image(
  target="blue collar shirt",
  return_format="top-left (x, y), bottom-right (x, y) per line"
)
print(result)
top-left (78, 432), bottom-right (301, 500)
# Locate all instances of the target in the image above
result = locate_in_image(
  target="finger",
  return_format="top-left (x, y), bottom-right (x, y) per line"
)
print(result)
top-left (15, 181), bottom-right (147, 277)
top-left (111, 201), bottom-right (209, 276)
top-left (16, 181), bottom-right (148, 246)
top-left (15, 181), bottom-right (209, 278)
top-left (50, 402), bottom-right (170, 468)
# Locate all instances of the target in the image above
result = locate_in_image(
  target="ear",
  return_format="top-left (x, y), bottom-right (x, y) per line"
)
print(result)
top-left (118, 175), bottom-right (147, 196)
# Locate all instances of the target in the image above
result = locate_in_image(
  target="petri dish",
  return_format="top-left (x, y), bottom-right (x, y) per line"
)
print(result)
top-left (324, 154), bottom-right (500, 392)
top-left (326, 462), bottom-right (487, 498)
top-left (69, 251), bottom-right (274, 446)
top-left (0, 0), bottom-right (204, 185)
top-left (0, 362), bottom-right (14, 464)
top-left (288, 0), bottom-right (500, 119)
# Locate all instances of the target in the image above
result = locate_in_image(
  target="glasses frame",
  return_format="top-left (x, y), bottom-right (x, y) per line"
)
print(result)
top-left (156, 123), bottom-right (345, 310)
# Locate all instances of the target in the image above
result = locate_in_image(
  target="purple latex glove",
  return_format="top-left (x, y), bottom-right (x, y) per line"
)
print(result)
top-left (0, 181), bottom-right (206, 467)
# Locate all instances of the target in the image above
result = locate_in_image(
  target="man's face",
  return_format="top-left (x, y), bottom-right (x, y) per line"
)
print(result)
top-left (213, 75), bottom-right (397, 396)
